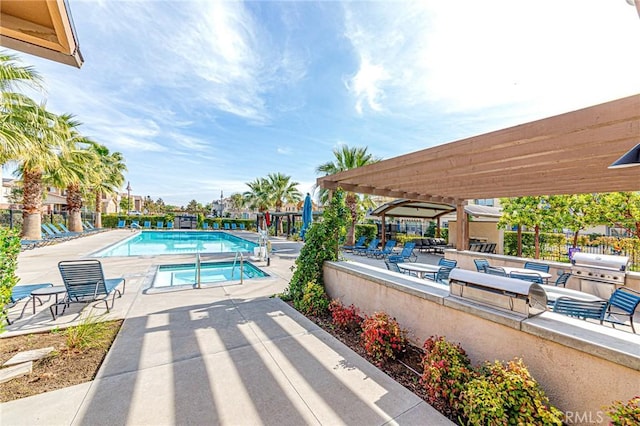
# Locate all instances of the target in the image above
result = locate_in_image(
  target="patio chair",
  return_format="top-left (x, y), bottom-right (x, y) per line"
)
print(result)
top-left (353, 238), bottom-right (380, 256)
top-left (384, 258), bottom-right (403, 273)
top-left (41, 224), bottom-right (70, 241)
top-left (371, 240), bottom-right (396, 258)
top-left (485, 266), bottom-right (507, 277)
top-left (213, 223), bottom-right (220, 230)
top-left (224, 223), bottom-right (230, 230)
top-left (474, 259), bottom-right (490, 272)
top-left (166, 221), bottom-right (174, 230)
top-left (231, 223), bottom-right (237, 230)
top-left (552, 297), bottom-right (607, 324)
top-left (143, 221), bottom-right (152, 229)
top-left (524, 261), bottom-right (550, 274)
top-left (392, 242), bottom-right (417, 262)
top-left (156, 221), bottom-right (164, 229)
top-left (604, 287), bottom-right (640, 333)
top-left (438, 258), bottom-right (457, 269)
top-left (3, 283), bottom-right (53, 324)
top-left (428, 266), bottom-right (453, 285)
top-left (553, 272), bottom-right (572, 287)
top-left (54, 260), bottom-right (126, 318)
top-left (130, 220), bottom-right (140, 229)
top-left (239, 223), bottom-right (246, 230)
top-left (341, 236), bottom-right (366, 252)
top-left (117, 219), bottom-right (126, 229)
top-left (56, 223), bottom-right (84, 237)
top-left (202, 222), bottom-right (210, 231)
top-left (510, 271), bottom-right (544, 284)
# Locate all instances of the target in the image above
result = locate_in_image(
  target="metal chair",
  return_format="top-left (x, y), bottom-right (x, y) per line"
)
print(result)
top-left (553, 272), bottom-right (572, 287)
top-left (485, 266), bottom-right (507, 277)
top-left (524, 261), bottom-right (550, 274)
top-left (552, 297), bottom-right (607, 324)
top-left (604, 287), bottom-right (640, 333)
top-left (474, 259), bottom-right (490, 272)
top-left (510, 272), bottom-right (544, 284)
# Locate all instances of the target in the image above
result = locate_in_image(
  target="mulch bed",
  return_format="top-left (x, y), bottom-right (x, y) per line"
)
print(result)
top-left (0, 320), bottom-right (122, 402)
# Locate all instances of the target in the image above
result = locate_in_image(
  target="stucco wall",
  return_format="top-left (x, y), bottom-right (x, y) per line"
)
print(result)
top-left (323, 261), bottom-right (640, 421)
top-left (449, 220), bottom-right (503, 253)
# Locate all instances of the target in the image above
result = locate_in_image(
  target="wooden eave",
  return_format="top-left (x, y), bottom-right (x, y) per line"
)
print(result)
top-left (0, 0), bottom-right (83, 68)
top-left (317, 94), bottom-right (640, 202)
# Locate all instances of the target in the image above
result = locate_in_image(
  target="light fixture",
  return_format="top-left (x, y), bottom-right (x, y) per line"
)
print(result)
top-left (608, 143), bottom-right (640, 168)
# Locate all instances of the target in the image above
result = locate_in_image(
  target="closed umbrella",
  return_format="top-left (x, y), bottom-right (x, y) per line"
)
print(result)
top-left (300, 193), bottom-right (312, 240)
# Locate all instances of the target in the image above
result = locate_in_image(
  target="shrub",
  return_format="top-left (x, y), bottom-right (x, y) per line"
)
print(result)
top-left (460, 358), bottom-right (564, 425)
top-left (328, 300), bottom-right (362, 331)
top-left (606, 396), bottom-right (640, 426)
top-left (420, 336), bottom-right (474, 419)
top-left (355, 224), bottom-right (377, 243)
top-left (0, 227), bottom-right (21, 330)
top-left (294, 281), bottom-right (329, 316)
top-left (360, 312), bottom-right (407, 365)
top-left (63, 315), bottom-right (115, 351)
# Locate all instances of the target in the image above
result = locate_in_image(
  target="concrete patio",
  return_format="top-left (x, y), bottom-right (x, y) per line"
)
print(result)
top-left (1, 230), bottom-right (451, 425)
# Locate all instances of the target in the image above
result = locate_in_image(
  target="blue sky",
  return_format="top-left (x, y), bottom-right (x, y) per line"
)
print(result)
top-left (10, 0), bottom-right (640, 206)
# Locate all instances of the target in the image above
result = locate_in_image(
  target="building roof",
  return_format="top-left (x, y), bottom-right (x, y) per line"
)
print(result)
top-left (0, 0), bottom-right (83, 68)
top-left (317, 95), bottom-right (640, 202)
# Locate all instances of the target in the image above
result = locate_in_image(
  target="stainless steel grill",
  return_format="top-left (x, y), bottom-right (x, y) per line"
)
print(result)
top-left (571, 252), bottom-right (629, 298)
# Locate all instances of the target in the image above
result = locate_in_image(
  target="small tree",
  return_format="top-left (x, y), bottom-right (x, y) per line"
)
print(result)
top-left (0, 227), bottom-right (21, 330)
top-left (596, 192), bottom-right (640, 239)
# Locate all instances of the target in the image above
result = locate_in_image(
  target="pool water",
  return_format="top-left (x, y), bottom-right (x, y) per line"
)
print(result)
top-left (153, 261), bottom-right (268, 288)
top-left (95, 231), bottom-right (258, 257)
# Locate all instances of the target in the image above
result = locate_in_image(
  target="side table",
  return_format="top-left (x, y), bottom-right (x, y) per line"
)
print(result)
top-left (30, 286), bottom-right (67, 319)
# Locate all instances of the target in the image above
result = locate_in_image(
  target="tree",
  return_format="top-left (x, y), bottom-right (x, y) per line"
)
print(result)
top-left (550, 194), bottom-right (600, 247)
top-left (498, 196), bottom-right (562, 259)
top-left (265, 172), bottom-right (302, 233)
top-left (244, 178), bottom-right (270, 228)
top-left (90, 146), bottom-right (126, 228)
top-left (316, 145), bottom-right (380, 245)
top-left (228, 193), bottom-right (244, 214)
top-left (595, 192), bottom-right (640, 239)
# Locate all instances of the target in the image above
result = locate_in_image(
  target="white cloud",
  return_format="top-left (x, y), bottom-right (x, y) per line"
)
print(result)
top-left (277, 146), bottom-right (292, 155)
top-left (343, 1), bottom-right (640, 118)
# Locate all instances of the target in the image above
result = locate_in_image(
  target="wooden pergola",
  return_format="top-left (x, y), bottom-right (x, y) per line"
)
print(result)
top-left (317, 94), bottom-right (640, 250)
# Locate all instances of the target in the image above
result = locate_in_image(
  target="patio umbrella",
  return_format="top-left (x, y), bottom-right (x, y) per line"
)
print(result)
top-left (300, 193), bottom-right (312, 240)
top-left (264, 211), bottom-right (271, 227)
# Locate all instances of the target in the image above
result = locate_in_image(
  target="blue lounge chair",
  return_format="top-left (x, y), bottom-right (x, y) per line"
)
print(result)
top-left (353, 238), bottom-right (380, 256)
top-left (213, 223), bottom-right (220, 230)
top-left (156, 221), bottom-right (164, 229)
top-left (224, 223), bottom-right (230, 230)
top-left (391, 242), bottom-right (417, 262)
top-left (117, 219), bottom-right (126, 229)
top-left (239, 223), bottom-right (246, 230)
top-left (342, 236), bottom-right (367, 252)
top-left (202, 222), bottom-right (210, 231)
top-left (57, 223), bottom-right (83, 237)
top-left (54, 260), bottom-right (126, 318)
top-left (143, 221), bottom-right (151, 229)
top-left (41, 224), bottom-right (70, 241)
top-left (371, 240), bottom-right (396, 258)
top-left (166, 221), bottom-right (174, 230)
top-left (130, 220), bottom-right (140, 229)
top-left (231, 223), bottom-right (237, 230)
top-left (384, 257), bottom-right (404, 273)
top-left (3, 283), bottom-right (53, 324)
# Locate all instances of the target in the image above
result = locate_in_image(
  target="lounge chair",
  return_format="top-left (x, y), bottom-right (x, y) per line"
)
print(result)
top-left (224, 223), bottom-right (230, 230)
top-left (341, 236), bottom-right (366, 252)
top-left (239, 223), bottom-right (246, 230)
top-left (213, 223), bottom-right (220, 230)
top-left (156, 221), bottom-right (164, 229)
top-left (202, 222), bottom-right (210, 231)
top-left (231, 223), bottom-right (237, 230)
top-left (384, 258), bottom-right (404, 273)
top-left (3, 283), bottom-right (53, 324)
top-left (390, 242), bottom-right (417, 262)
top-left (474, 259), bottom-right (490, 272)
top-left (41, 224), bottom-right (70, 241)
top-left (57, 223), bottom-right (83, 237)
top-left (130, 220), bottom-right (140, 229)
top-left (53, 260), bottom-right (126, 318)
top-left (371, 240), bottom-right (396, 258)
top-left (117, 219), bottom-right (126, 229)
top-left (166, 221), bottom-right (174, 230)
top-left (143, 221), bottom-right (151, 229)
top-left (353, 238), bottom-right (380, 256)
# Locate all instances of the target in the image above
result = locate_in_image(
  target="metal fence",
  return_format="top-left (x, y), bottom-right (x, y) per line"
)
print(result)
top-left (0, 209), bottom-right (95, 231)
top-left (540, 243), bottom-right (639, 272)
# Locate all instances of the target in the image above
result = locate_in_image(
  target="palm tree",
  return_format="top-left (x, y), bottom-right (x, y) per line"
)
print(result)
top-left (228, 193), bottom-right (245, 216)
top-left (0, 52), bottom-right (44, 163)
top-left (265, 172), bottom-right (302, 234)
top-left (90, 147), bottom-right (126, 228)
top-left (316, 145), bottom-right (380, 245)
top-left (243, 178), bottom-right (270, 228)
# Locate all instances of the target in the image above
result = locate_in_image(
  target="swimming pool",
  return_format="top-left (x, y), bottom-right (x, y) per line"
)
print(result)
top-left (152, 261), bottom-right (268, 288)
top-left (95, 231), bottom-right (258, 257)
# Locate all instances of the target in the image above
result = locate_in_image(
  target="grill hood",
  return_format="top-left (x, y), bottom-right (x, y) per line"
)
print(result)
top-left (571, 252), bottom-right (629, 272)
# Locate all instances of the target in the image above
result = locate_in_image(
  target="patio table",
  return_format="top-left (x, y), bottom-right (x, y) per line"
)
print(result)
top-left (540, 284), bottom-right (605, 305)
top-left (31, 286), bottom-right (67, 318)
top-left (397, 263), bottom-right (441, 280)
top-left (501, 266), bottom-right (552, 282)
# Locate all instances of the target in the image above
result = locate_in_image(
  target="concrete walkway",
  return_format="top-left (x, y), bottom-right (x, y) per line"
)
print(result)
top-left (1, 230), bottom-right (452, 425)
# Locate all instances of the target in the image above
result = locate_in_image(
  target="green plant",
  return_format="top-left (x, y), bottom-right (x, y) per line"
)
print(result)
top-left (606, 396), bottom-right (640, 426)
top-left (294, 281), bottom-right (330, 316)
top-left (360, 311), bottom-right (407, 365)
top-left (328, 300), bottom-right (362, 331)
top-left (355, 224), bottom-right (377, 243)
top-left (286, 189), bottom-right (347, 303)
top-left (0, 227), bottom-right (21, 330)
top-left (63, 315), bottom-right (114, 351)
top-left (460, 358), bottom-right (564, 425)
top-left (420, 336), bottom-right (474, 419)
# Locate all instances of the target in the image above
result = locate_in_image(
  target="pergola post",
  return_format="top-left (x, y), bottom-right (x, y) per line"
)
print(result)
top-left (381, 214), bottom-right (386, 245)
top-left (455, 200), bottom-right (469, 251)
top-left (435, 217), bottom-right (441, 238)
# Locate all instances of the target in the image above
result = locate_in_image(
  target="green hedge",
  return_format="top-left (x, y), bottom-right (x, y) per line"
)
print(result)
top-left (504, 231), bottom-right (565, 258)
top-left (355, 224), bottom-right (377, 243)
top-left (0, 227), bottom-right (21, 330)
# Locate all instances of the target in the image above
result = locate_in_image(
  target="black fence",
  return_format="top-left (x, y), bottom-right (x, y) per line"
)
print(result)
top-left (0, 209), bottom-right (95, 231)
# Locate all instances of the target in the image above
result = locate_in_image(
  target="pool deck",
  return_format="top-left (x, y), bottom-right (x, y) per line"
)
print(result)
top-left (1, 230), bottom-right (451, 425)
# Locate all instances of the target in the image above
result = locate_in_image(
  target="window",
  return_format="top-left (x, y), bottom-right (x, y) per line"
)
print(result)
top-left (473, 198), bottom-right (494, 206)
